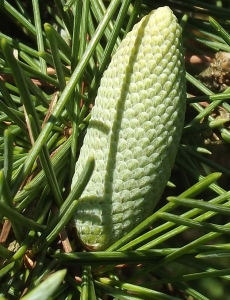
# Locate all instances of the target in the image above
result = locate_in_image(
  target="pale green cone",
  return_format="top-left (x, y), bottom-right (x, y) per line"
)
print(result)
top-left (71, 6), bottom-right (186, 250)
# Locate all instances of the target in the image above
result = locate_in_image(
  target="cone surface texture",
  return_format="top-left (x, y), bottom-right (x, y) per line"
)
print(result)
top-left (72, 6), bottom-right (186, 250)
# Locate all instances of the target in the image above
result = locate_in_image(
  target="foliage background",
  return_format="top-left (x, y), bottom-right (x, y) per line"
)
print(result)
top-left (1, 0), bottom-right (230, 299)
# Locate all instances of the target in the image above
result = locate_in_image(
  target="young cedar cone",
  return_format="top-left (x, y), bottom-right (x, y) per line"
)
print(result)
top-left (71, 6), bottom-right (186, 250)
